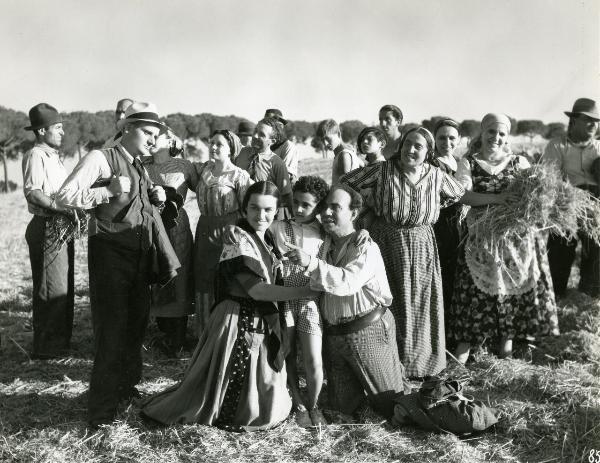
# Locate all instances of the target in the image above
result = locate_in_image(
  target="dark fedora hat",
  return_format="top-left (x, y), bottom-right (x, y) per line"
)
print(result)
top-left (264, 108), bottom-right (288, 125)
top-left (237, 121), bottom-right (255, 136)
top-left (24, 103), bottom-right (64, 131)
top-left (564, 98), bottom-right (600, 121)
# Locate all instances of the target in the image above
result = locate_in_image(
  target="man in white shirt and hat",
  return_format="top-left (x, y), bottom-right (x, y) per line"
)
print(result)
top-left (22, 103), bottom-right (75, 359)
top-left (543, 97), bottom-right (600, 298)
top-left (57, 101), bottom-right (180, 429)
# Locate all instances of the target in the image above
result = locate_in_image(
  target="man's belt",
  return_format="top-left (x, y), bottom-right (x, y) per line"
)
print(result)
top-left (324, 305), bottom-right (387, 336)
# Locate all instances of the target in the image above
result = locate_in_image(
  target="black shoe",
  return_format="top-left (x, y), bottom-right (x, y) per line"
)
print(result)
top-left (88, 418), bottom-right (112, 431)
top-left (119, 387), bottom-right (141, 402)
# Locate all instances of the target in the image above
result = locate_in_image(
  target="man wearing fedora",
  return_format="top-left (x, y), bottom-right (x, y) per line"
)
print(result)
top-left (264, 108), bottom-right (299, 183)
top-left (543, 97), bottom-right (600, 298)
top-left (57, 101), bottom-right (179, 428)
top-left (22, 103), bottom-right (75, 359)
top-left (236, 120), bottom-right (255, 149)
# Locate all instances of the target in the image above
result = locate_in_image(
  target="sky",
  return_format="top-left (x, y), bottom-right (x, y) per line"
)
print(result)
top-left (0, 0), bottom-right (598, 124)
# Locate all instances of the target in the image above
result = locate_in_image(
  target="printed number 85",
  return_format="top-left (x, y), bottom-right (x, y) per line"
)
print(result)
top-left (589, 450), bottom-right (600, 463)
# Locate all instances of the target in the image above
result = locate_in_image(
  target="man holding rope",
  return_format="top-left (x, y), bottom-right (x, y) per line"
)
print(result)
top-left (22, 103), bottom-right (75, 360)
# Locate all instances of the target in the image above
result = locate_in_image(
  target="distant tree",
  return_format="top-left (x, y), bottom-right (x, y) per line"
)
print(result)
top-left (545, 122), bottom-right (567, 140)
top-left (0, 106), bottom-right (32, 192)
top-left (421, 116), bottom-right (446, 133)
top-left (62, 111), bottom-right (114, 158)
top-left (400, 122), bottom-right (419, 136)
top-left (516, 119), bottom-right (546, 143)
top-left (340, 120), bottom-right (366, 144)
top-left (164, 113), bottom-right (189, 139)
top-left (310, 135), bottom-right (328, 159)
top-left (459, 120), bottom-right (480, 142)
top-left (285, 120), bottom-right (314, 142)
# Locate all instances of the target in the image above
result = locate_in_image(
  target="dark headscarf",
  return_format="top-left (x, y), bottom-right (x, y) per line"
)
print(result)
top-left (212, 129), bottom-right (243, 159)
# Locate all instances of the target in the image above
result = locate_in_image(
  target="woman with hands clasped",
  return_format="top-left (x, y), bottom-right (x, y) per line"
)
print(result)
top-left (448, 113), bottom-right (559, 363)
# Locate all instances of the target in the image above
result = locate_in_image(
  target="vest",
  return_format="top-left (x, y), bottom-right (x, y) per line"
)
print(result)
top-left (93, 147), bottom-right (154, 251)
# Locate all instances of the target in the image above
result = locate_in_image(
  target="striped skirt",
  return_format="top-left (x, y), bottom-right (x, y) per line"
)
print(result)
top-left (369, 219), bottom-right (446, 377)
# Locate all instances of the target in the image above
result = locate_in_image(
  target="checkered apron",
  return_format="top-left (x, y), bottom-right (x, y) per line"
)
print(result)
top-left (369, 219), bottom-right (446, 378)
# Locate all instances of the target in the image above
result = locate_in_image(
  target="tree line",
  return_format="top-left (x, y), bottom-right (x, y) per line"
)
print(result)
top-left (0, 105), bottom-right (566, 192)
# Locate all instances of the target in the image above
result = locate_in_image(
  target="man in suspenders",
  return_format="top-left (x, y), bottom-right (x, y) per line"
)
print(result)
top-left (57, 101), bottom-right (179, 429)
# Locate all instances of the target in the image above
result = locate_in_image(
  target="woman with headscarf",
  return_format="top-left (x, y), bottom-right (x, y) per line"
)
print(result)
top-left (449, 113), bottom-right (559, 363)
top-left (429, 118), bottom-right (463, 320)
top-left (341, 127), bottom-right (466, 377)
top-left (145, 130), bottom-right (197, 356)
top-left (194, 130), bottom-right (254, 335)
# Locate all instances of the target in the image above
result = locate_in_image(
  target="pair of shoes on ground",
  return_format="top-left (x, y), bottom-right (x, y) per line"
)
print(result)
top-left (294, 405), bottom-right (327, 428)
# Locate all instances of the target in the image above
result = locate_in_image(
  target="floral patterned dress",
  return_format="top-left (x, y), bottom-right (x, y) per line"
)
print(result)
top-left (448, 154), bottom-right (559, 346)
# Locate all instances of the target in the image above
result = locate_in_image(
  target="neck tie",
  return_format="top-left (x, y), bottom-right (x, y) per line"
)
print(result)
top-left (133, 157), bottom-right (145, 177)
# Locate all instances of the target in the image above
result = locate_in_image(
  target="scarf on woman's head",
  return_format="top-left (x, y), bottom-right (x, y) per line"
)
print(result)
top-left (397, 126), bottom-right (435, 161)
top-left (433, 118), bottom-right (461, 138)
top-left (213, 129), bottom-right (243, 160)
top-left (481, 113), bottom-right (511, 134)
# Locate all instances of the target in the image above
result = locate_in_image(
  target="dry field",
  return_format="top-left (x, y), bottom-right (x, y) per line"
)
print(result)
top-left (0, 157), bottom-right (599, 462)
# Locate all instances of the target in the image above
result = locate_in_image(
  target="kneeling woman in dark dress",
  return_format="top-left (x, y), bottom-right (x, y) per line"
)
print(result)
top-left (142, 181), bottom-right (318, 431)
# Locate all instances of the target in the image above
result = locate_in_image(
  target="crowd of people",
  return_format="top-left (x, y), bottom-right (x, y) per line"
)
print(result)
top-left (19, 96), bottom-right (600, 431)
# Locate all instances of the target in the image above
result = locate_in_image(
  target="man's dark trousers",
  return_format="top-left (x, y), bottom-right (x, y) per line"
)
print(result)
top-left (87, 235), bottom-right (151, 425)
top-left (25, 215), bottom-right (74, 357)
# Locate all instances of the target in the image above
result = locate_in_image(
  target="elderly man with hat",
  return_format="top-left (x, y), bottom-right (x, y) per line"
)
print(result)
top-left (57, 101), bottom-right (180, 428)
top-left (264, 108), bottom-right (299, 183)
top-left (21, 103), bottom-right (75, 359)
top-left (543, 97), bottom-right (600, 298)
top-left (236, 120), bottom-right (255, 149)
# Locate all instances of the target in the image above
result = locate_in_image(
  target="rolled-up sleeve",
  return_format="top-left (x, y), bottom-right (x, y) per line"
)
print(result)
top-left (22, 149), bottom-right (45, 197)
top-left (56, 150), bottom-right (113, 209)
top-left (455, 157), bottom-right (473, 191)
top-left (440, 171), bottom-right (465, 206)
top-left (308, 243), bottom-right (377, 297)
top-left (340, 163), bottom-right (380, 191)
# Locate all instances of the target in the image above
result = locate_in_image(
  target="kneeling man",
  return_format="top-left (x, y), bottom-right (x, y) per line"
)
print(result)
top-left (287, 184), bottom-right (409, 418)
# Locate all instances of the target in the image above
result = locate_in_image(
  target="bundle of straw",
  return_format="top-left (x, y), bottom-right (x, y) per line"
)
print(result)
top-left (467, 163), bottom-right (600, 249)
top-left (44, 209), bottom-right (89, 253)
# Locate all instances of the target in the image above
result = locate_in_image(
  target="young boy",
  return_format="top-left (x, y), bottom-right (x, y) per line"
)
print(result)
top-left (378, 104), bottom-right (403, 159)
top-left (273, 176), bottom-right (330, 427)
top-left (357, 126), bottom-right (387, 165)
top-left (316, 119), bottom-right (363, 184)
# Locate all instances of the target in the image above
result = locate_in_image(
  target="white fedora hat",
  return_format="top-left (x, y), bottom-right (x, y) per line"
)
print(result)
top-left (116, 101), bottom-right (167, 131)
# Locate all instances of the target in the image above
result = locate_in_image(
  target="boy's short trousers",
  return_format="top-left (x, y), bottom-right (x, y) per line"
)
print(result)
top-left (284, 299), bottom-right (322, 336)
